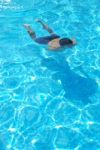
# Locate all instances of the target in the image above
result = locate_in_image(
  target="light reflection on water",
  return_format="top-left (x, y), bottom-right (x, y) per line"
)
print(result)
top-left (0, 0), bottom-right (100, 149)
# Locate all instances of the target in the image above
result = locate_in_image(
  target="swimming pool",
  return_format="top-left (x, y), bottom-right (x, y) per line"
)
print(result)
top-left (0, 0), bottom-right (100, 149)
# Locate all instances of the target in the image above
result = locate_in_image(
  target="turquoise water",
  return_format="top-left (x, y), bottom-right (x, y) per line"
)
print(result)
top-left (0, 0), bottom-right (100, 149)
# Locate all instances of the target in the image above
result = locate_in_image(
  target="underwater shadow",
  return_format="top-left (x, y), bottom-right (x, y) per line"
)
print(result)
top-left (41, 57), bottom-right (97, 104)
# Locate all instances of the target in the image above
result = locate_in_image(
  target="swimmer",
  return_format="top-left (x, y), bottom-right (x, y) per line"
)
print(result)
top-left (24, 19), bottom-right (77, 50)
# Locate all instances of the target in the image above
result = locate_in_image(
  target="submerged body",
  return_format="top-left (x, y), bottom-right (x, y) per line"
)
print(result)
top-left (24, 19), bottom-right (77, 50)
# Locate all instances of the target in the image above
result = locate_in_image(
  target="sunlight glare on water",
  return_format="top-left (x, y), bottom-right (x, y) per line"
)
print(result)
top-left (0, 0), bottom-right (100, 149)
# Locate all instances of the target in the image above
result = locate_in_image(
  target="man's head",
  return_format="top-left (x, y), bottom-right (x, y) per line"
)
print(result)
top-left (60, 38), bottom-right (77, 47)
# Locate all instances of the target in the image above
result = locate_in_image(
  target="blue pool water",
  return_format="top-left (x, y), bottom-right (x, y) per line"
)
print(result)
top-left (0, 0), bottom-right (100, 149)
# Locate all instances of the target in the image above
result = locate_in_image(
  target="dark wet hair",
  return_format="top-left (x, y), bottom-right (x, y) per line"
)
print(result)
top-left (60, 38), bottom-right (73, 46)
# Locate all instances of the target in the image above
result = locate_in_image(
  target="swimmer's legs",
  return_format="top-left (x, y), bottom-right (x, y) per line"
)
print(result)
top-left (24, 24), bottom-right (36, 39)
top-left (36, 19), bottom-right (55, 34)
